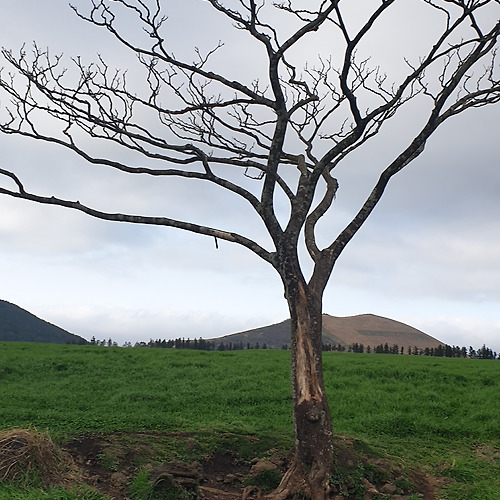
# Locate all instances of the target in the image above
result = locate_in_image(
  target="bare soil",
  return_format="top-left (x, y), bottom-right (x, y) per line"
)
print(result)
top-left (60, 431), bottom-right (443, 499)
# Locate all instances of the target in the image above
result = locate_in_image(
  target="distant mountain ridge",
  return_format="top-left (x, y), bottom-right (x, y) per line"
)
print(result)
top-left (211, 313), bottom-right (443, 350)
top-left (0, 300), bottom-right (87, 344)
top-left (0, 299), bottom-right (443, 350)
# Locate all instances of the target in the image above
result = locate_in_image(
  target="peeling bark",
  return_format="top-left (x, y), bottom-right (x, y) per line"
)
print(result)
top-left (270, 280), bottom-right (333, 499)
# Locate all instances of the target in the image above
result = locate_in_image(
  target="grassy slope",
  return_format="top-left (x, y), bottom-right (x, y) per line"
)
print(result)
top-left (1, 343), bottom-right (499, 498)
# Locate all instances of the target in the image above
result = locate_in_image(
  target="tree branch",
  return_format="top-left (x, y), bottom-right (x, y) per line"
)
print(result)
top-left (0, 172), bottom-right (273, 262)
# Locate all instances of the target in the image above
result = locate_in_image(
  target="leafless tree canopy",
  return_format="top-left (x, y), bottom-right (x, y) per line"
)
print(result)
top-left (1, 0), bottom-right (498, 284)
top-left (1, 2), bottom-right (499, 496)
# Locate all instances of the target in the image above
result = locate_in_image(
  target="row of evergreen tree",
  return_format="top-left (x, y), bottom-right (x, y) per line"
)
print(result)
top-left (322, 342), bottom-right (497, 359)
top-left (88, 335), bottom-right (498, 359)
top-left (90, 336), bottom-right (268, 350)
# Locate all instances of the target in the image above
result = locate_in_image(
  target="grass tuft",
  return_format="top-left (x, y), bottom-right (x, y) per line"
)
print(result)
top-left (0, 428), bottom-right (79, 488)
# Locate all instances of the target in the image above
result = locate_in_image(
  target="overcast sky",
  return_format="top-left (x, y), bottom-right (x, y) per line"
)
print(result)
top-left (1, 1), bottom-right (499, 352)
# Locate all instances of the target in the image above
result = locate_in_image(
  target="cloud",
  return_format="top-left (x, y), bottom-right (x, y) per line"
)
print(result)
top-left (409, 316), bottom-right (500, 354)
top-left (38, 298), bottom-right (287, 346)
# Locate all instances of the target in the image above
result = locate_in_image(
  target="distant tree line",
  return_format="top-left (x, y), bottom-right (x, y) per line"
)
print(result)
top-left (88, 337), bottom-right (118, 347)
top-left (322, 342), bottom-right (497, 359)
top-left (87, 335), bottom-right (497, 359)
top-left (89, 336), bottom-right (268, 351)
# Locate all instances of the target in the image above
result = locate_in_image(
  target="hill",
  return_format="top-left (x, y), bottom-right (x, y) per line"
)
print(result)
top-left (0, 300), bottom-right (87, 344)
top-left (211, 313), bottom-right (443, 350)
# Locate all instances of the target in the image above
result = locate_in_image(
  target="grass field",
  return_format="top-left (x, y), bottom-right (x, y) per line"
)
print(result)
top-left (1, 343), bottom-right (499, 499)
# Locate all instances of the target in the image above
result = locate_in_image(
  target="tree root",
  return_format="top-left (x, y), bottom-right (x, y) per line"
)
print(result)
top-left (264, 459), bottom-right (330, 500)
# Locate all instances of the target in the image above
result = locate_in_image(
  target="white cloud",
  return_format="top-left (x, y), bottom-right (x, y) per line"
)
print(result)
top-left (410, 315), bottom-right (500, 354)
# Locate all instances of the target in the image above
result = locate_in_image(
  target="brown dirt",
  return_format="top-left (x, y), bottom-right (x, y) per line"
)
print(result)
top-left (0, 428), bottom-right (444, 499)
top-left (58, 432), bottom-right (443, 499)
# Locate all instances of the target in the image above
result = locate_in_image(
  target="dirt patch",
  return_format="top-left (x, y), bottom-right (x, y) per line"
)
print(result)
top-left (0, 430), bottom-right (443, 499)
top-left (329, 436), bottom-right (442, 500)
top-left (60, 432), bottom-right (442, 499)
top-left (471, 443), bottom-right (500, 464)
top-left (64, 433), bottom-right (256, 499)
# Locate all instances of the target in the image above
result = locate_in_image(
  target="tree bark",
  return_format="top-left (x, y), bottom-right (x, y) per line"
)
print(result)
top-left (271, 279), bottom-right (333, 499)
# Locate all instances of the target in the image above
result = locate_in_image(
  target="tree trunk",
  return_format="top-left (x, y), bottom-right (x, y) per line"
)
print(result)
top-left (270, 280), bottom-right (333, 499)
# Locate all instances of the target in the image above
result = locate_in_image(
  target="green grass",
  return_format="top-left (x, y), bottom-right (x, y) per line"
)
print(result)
top-left (0, 483), bottom-right (108, 499)
top-left (1, 343), bottom-right (499, 498)
top-left (0, 345), bottom-right (292, 438)
top-left (324, 353), bottom-right (500, 440)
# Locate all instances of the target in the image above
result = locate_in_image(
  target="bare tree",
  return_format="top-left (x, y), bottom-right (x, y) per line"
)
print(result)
top-left (1, 0), bottom-right (499, 497)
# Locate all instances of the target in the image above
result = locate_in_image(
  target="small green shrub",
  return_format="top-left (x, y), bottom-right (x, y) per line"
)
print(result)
top-left (330, 462), bottom-right (366, 500)
top-left (129, 470), bottom-right (154, 500)
top-left (129, 469), bottom-right (195, 500)
top-left (394, 476), bottom-right (415, 493)
top-left (243, 469), bottom-right (282, 490)
top-left (97, 453), bottom-right (118, 472)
